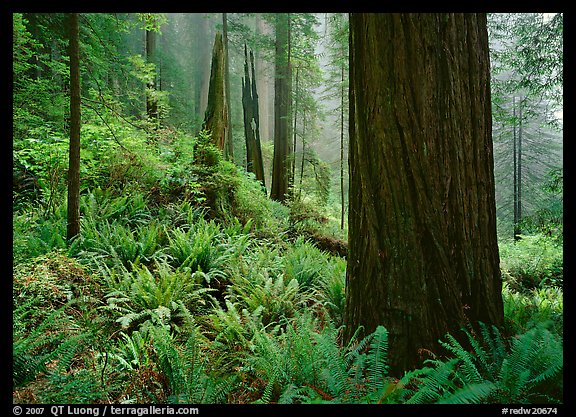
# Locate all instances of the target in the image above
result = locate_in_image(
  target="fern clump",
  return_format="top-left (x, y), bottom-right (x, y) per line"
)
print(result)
top-left (149, 323), bottom-right (237, 403)
top-left (403, 322), bottom-right (563, 404)
top-left (13, 301), bottom-right (91, 388)
top-left (101, 260), bottom-right (214, 333)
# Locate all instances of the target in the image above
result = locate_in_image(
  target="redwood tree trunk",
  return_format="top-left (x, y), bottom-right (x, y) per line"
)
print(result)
top-left (270, 13), bottom-right (293, 202)
top-left (146, 25), bottom-right (158, 125)
top-left (202, 32), bottom-right (228, 151)
top-left (222, 13), bottom-right (234, 161)
top-left (344, 13), bottom-right (504, 376)
top-left (66, 12), bottom-right (81, 241)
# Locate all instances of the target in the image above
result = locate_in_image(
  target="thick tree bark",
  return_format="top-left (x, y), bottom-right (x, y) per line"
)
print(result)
top-left (66, 13), bottom-right (81, 241)
top-left (344, 13), bottom-right (504, 376)
top-left (202, 32), bottom-right (228, 151)
top-left (270, 13), bottom-right (293, 202)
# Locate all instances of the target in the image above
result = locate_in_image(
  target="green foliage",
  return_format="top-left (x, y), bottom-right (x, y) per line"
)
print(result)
top-left (499, 233), bottom-right (563, 290)
top-left (502, 283), bottom-right (563, 336)
top-left (282, 237), bottom-right (328, 291)
top-left (13, 12), bottom-right (562, 405)
top-left (13, 302), bottom-right (90, 388)
top-left (314, 256), bottom-right (347, 327)
top-left (403, 322), bottom-right (563, 404)
top-left (164, 218), bottom-right (229, 278)
top-left (70, 218), bottom-right (165, 269)
top-left (149, 324), bottom-right (237, 403)
top-left (101, 260), bottom-right (213, 333)
top-left (13, 210), bottom-right (67, 263)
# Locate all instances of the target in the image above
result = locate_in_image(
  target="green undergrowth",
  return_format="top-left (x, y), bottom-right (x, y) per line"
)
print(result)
top-left (13, 130), bottom-right (562, 405)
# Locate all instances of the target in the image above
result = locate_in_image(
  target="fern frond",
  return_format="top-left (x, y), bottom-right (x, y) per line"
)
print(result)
top-left (365, 326), bottom-right (389, 392)
top-left (440, 333), bottom-right (483, 384)
top-left (437, 381), bottom-right (497, 404)
top-left (405, 358), bottom-right (460, 404)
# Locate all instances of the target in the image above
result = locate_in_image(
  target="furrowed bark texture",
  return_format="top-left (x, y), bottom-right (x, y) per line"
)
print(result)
top-left (344, 13), bottom-right (504, 376)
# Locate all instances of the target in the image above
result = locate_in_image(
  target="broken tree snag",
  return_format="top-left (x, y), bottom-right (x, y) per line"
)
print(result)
top-left (203, 32), bottom-right (228, 151)
top-left (242, 44), bottom-right (266, 187)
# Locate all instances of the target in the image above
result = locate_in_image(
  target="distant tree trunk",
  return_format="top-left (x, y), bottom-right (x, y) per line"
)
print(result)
top-left (344, 13), bottom-right (504, 377)
top-left (250, 50), bottom-right (266, 187)
top-left (242, 45), bottom-right (266, 187)
top-left (270, 13), bottom-right (293, 202)
top-left (146, 25), bottom-right (158, 126)
top-left (243, 46), bottom-right (255, 172)
top-left (292, 66), bottom-right (299, 183)
top-left (202, 32), bottom-right (228, 151)
top-left (194, 14), bottom-right (212, 129)
top-left (256, 16), bottom-right (273, 142)
top-left (222, 13), bottom-right (234, 161)
top-left (518, 98), bottom-right (523, 230)
top-left (513, 96), bottom-right (519, 240)
top-left (340, 62), bottom-right (345, 230)
top-left (66, 12), bottom-right (81, 241)
top-left (299, 110), bottom-right (306, 196)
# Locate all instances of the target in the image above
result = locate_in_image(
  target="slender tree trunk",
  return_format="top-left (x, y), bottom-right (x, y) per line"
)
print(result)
top-left (292, 66), bottom-right (299, 183)
top-left (518, 98), bottom-right (523, 229)
top-left (146, 25), bottom-right (158, 126)
top-left (340, 62), bottom-right (345, 230)
top-left (202, 32), bottom-right (228, 151)
top-left (66, 12), bottom-right (81, 241)
top-left (255, 17), bottom-right (273, 143)
top-left (194, 14), bottom-right (212, 130)
top-left (242, 45), bottom-right (266, 187)
top-left (270, 13), bottom-right (293, 202)
top-left (222, 13), bottom-right (234, 161)
top-left (243, 45), bottom-right (255, 172)
top-left (513, 96), bottom-right (520, 240)
top-left (344, 13), bottom-right (504, 377)
top-left (299, 111), bottom-right (306, 196)
top-left (250, 50), bottom-right (266, 187)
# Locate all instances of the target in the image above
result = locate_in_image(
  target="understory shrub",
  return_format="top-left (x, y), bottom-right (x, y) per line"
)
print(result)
top-left (499, 234), bottom-right (563, 290)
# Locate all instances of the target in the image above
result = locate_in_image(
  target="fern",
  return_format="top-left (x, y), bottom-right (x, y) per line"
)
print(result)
top-left (13, 301), bottom-right (89, 387)
top-left (365, 326), bottom-right (389, 392)
top-left (149, 324), bottom-right (235, 403)
top-left (403, 322), bottom-right (563, 404)
top-left (101, 260), bottom-right (213, 332)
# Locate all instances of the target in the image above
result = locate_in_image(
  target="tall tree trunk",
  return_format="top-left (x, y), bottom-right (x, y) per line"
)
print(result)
top-left (513, 96), bottom-right (519, 240)
top-left (344, 13), bottom-right (504, 377)
top-left (242, 45), bottom-right (266, 187)
top-left (340, 62), bottom-right (346, 230)
top-left (194, 14), bottom-right (212, 130)
top-left (292, 66), bottom-right (299, 183)
top-left (222, 13), bottom-right (234, 161)
top-left (66, 12), bottom-right (81, 241)
top-left (256, 17), bottom-right (273, 143)
top-left (250, 49), bottom-right (266, 187)
top-left (518, 98), bottom-right (523, 229)
top-left (270, 13), bottom-right (293, 202)
top-left (202, 32), bottom-right (228, 151)
top-left (242, 45), bottom-right (255, 173)
top-left (146, 25), bottom-right (158, 126)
